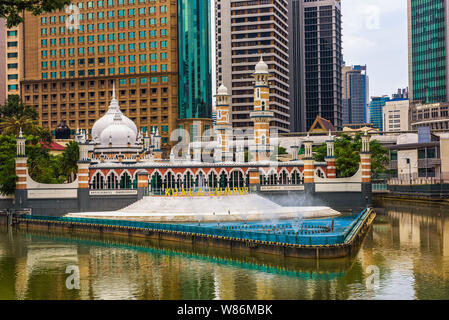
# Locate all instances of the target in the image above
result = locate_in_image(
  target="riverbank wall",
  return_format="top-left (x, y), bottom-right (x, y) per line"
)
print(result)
top-left (0, 208), bottom-right (375, 259)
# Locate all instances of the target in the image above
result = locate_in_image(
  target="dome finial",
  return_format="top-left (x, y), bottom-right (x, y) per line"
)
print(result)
top-left (112, 81), bottom-right (116, 100)
top-left (254, 55), bottom-right (269, 74)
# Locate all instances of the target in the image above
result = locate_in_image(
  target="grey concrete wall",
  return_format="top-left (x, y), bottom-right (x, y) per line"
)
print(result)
top-left (26, 199), bottom-right (79, 216)
top-left (88, 196), bottom-right (137, 212)
top-left (0, 199), bottom-right (13, 210)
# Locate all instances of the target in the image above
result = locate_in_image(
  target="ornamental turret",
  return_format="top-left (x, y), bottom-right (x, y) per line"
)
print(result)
top-left (214, 84), bottom-right (233, 162)
top-left (15, 128), bottom-right (28, 193)
top-left (249, 57), bottom-right (274, 162)
top-left (325, 131), bottom-right (336, 179)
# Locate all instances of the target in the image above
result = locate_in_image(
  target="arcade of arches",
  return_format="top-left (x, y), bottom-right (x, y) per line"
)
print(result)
top-left (89, 166), bottom-right (328, 191)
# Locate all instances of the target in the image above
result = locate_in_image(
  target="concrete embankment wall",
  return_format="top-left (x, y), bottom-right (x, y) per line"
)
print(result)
top-left (5, 209), bottom-right (376, 259)
top-left (14, 189), bottom-right (138, 215)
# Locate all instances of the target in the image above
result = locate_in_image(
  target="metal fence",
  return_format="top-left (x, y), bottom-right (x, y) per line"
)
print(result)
top-left (19, 208), bottom-right (370, 246)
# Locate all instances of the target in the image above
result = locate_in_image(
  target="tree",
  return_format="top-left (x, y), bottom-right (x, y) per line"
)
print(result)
top-left (0, 95), bottom-right (52, 143)
top-left (0, 95), bottom-right (38, 120)
top-left (0, 0), bottom-right (71, 28)
top-left (58, 141), bottom-right (79, 183)
top-left (313, 133), bottom-right (389, 178)
top-left (0, 135), bottom-right (18, 195)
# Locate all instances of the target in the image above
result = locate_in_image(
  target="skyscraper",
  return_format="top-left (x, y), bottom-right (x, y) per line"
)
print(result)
top-left (369, 96), bottom-right (390, 130)
top-left (215, 0), bottom-right (290, 133)
top-left (289, 0), bottom-right (343, 132)
top-left (408, 0), bottom-right (449, 103)
top-left (342, 65), bottom-right (369, 125)
top-left (177, 0), bottom-right (213, 139)
top-left (19, 0), bottom-right (180, 151)
top-left (1, 19), bottom-right (23, 104)
top-left (0, 19), bottom-right (6, 105)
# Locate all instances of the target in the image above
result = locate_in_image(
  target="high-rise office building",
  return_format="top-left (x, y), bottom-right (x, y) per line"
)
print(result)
top-left (408, 0), bottom-right (449, 103)
top-left (177, 0), bottom-right (213, 139)
top-left (392, 87), bottom-right (409, 100)
top-left (383, 98), bottom-right (410, 132)
top-left (342, 65), bottom-right (369, 125)
top-left (369, 96), bottom-right (390, 130)
top-left (215, 0), bottom-right (290, 133)
top-left (289, 0), bottom-right (343, 132)
top-left (1, 19), bottom-right (24, 104)
top-left (19, 0), bottom-right (212, 151)
top-left (0, 20), bottom-right (5, 105)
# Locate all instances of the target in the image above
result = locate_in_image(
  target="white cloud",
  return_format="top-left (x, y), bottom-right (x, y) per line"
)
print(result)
top-left (342, 0), bottom-right (408, 97)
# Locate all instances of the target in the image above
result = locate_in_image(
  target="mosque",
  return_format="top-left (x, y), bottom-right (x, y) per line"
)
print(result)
top-left (72, 58), bottom-right (335, 193)
top-left (11, 58), bottom-right (373, 216)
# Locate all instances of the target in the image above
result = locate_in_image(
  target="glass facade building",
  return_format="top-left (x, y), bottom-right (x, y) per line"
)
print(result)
top-left (178, 0), bottom-right (212, 120)
top-left (369, 96), bottom-right (390, 130)
top-left (409, 0), bottom-right (448, 103)
top-left (290, 0), bottom-right (343, 132)
top-left (342, 65), bottom-right (369, 124)
top-left (21, 0), bottom-right (179, 152)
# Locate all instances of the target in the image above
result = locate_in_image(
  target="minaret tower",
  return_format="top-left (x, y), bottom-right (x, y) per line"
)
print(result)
top-left (250, 57), bottom-right (274, 162)
top-left (214, 84), bottom-right (232, 162)
top-left (153, 128), bottom-right (163, 161)
top-left (15, 129), bottom-right (28, 208)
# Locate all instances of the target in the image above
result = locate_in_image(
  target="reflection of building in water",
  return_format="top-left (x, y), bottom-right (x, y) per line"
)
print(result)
top-left (89, 247), bottom-right (141, 300)
top-left (443, 219), bottom-right (449, 257)
top-left (386, 207), bottom-right (449, 283)
top-left (14, 244), bottom-right (78, 300)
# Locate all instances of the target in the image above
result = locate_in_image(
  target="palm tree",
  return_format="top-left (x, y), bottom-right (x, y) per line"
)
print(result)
top-left (0, 115), bottom-right (52, 143)
top-left (59, 141), bottom-right (79, 183)
top-left (0, 115), bottom-right (37, 135)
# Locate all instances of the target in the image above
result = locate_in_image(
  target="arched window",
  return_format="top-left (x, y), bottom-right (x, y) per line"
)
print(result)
top-left (261, 101), bottom-right (265, 111)
top-left (107, 173), bottom-right (119, 189)
top-left (176, 175), bottom-right (182, 189)
top-left (195, 172), bottom-right (205, 188)
top-left (150, 172), bottom-right (163, 193)
top-left (229, 171), bottom-right (244, 188)
top-left (315, 168), bottom-right (325, 178)
top-left (91, 172), bottom-right (104, 189)
top-left (219, 172), bottom-right (228, 189)
top-left (165, 172), bottom-right (175, 189)
top-left (208, 172), bottom-right (218, 189)
top-left (291, 171), bottom-right (303, 185)
top-left (120, 172), bottom-right (132, 189)
top-left (280, 170), bottom-right (288, 185)
top-left (184, 172), bottom-right (193, 189)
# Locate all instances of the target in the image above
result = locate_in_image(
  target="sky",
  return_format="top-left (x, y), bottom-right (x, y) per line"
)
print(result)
top-left (341, 0), bottom-right (409, 98)
top-left (211, 0), bottom-right (409, 101)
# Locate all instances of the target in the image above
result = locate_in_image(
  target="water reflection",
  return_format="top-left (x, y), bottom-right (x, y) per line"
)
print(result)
top-left (1, 200), bottom-right (449, 300)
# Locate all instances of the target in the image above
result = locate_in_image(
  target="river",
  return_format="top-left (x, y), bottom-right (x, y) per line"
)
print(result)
top-left (1, 199), bottom-right (449, 300)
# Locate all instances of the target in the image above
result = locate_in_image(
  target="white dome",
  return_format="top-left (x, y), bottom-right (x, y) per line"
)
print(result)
top-left (100, 113), bottom-right (137, 147)
top-left (217, 84), bottom-right (228, 95)
top-left (91, 85), bottom-right (138, 141)
top-left (255, 57), bottom-right (269, 74)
